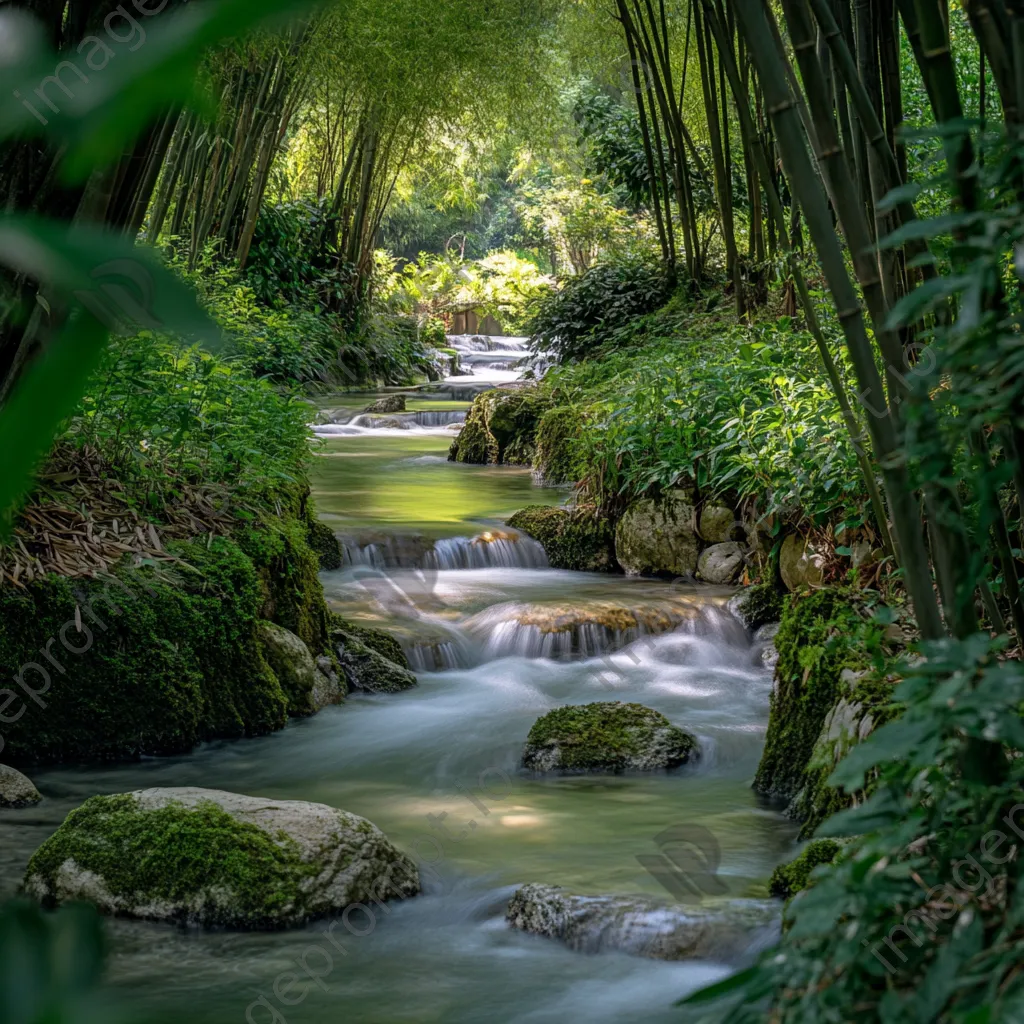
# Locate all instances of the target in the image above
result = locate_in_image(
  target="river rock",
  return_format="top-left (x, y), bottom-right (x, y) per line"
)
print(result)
top-left (336, 635), bottom-right (417, 694)
top-left (0, 764), bottom-right (42, 808)
top-left (779, 534), bottom-right (826, 591)
top-left (698, 505), bottom-right (741, 543)
top-left (615, 490), bottom-right (699, 577)
top-left (697, 542), bottom-right (746, 584)
top-left (507, 505), bottom-right (617, 572)
top-left (24, 788), bottom-right (420, 929)
top-left (258, 621), bottom-right (345, 715)
top-left (522, 702), bottom-right (697, 773)
top-left (364, 395), bottom-right (406, 414)
top-left (755, 622), bottom-right (780, 670)
top-left (448, 386), bottom-right (550, 466)
top-left (506, 884), bottom-right (778, 961)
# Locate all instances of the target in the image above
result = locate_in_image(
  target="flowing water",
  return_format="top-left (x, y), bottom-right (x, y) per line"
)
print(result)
top-left (0, 339), bottom-right (798, 1022)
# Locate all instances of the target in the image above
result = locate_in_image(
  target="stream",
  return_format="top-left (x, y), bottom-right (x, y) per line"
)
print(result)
top-left (0, 336), bottom-right (798, 1023)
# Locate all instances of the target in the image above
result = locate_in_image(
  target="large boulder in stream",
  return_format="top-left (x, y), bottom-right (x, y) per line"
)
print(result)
top-left (615, 489), bottom-right (699, 577)
top-left (0, 764), bottom-right (42, 808)
top-left (448, 386), bottom-right (550, 466)
top-left (24, 788), bottom-right (420, 929)
top-left (522, 702), bottom-right (697, 773)
top-left (364, 394), bottom-right (406, 414)
top-left (507, 884), bottom-right (778, 961)
top-left (507, 505), bottom-right (617, 572)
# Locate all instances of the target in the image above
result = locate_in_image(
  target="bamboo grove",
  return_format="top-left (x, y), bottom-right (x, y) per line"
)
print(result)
top-left (591, 0), bottom-right (1024, 648)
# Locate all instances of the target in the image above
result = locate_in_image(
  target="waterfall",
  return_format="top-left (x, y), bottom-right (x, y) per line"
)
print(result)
top-left (339, 530), bottom-right (548, 571)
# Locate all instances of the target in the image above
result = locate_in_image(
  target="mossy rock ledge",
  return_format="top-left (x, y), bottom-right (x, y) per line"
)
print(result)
top-left (522, 702), bottom-right (697, 773)
top-left (506, 883), bottom-right (777, 961)
top-left (507, 505), bottom-right (618, 572)
top-left (24, 788), bottom-right (420, 929)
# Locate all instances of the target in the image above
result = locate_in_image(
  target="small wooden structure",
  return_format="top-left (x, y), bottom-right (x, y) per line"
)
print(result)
top-left (450, 307), bottom-right (504, 336)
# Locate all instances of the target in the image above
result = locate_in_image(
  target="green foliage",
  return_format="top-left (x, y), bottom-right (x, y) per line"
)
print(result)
top-left (575, 90), bottom-right (652, 211)
top-left (530, 255), bottom-right (671, 362)
top-left (65, 331), bottom-right (311, 513)
top-left (27, 795), bottom-right (317, 928)
top-left (0, 900), bottom-right (110, 1024)
top-left (541, 309), bottom-right (865, 521)
top-left (768, 839), bottom-right (841, 899)
top-left (686, 635), bottom-right (1024, 1023)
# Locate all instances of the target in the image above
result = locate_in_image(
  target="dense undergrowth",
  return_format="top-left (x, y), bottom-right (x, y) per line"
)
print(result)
top-left (530, 279), bottom-right (867, 531)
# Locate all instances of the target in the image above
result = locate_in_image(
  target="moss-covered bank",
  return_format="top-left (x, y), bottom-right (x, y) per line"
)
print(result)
top-left (0, 503), bottom-right (399, 766)
top-left (769, 839), bottom-right (841, 899)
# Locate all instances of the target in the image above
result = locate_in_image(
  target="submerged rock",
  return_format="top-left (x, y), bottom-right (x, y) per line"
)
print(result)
top-left (506, 884), bottom-right (777, 961)
top-left (615, 490), bottom-right (699, 577)
top-left (0, 764), bottom-right (42, 808)
top-left (522, 702), bottom-right (697, 773)
top-left (506, 505), bottom-right (618, 572)
top-left (24, 788), bottom-right (420, 929)
top-left (779, 534), bottom-right (826, 592)
top-left (258, 621), bottom-right (345, 715)
top-left (364, 395), bottom-right (407, 414)
top-left (697, 542), bottom-right (747, 584)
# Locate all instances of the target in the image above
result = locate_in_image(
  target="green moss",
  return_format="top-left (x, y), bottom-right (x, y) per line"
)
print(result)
top-left (305, 510), bottom-right (342, 572)
top-left (330, 614), bottom-right (409, 668)
top-left (534, 406), bottom-right (588, 485)
top-left (753, 588), bottom-right (867, 802)
top-left (238, 515), bottom-right (328, 652)
top-left (0, 538), bottom-right (291, 765)
top-left (769, 839), bottom-right (841, 899)
top-left (337, 638), bottom-right (417, 694)
top-left (735, 582), bottom-right (784, 631)
top-left (507, 505), bottom-right (618, 572)
top-left (447, 387), bottom-right (551, 466)
top-left (26, 794), bottom-right (316, 928)
top-left (523, 701), bottom-right (696, 772)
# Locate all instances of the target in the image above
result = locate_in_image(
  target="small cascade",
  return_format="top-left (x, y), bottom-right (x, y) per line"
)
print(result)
top-left (339, 529), bottom-right (548, 571)
top-left (464, 600), bottom-right (713, 660)
top-left (406, 640), bottom-right (471, 673)
top-left (426, 532), bottom-right (548, 570)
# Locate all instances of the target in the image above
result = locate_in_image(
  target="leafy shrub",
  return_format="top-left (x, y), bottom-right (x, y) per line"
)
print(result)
top-left (529, 255), bottom-right (671, 362)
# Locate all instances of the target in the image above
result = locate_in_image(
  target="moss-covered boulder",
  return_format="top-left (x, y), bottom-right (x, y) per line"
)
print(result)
top-left (787, 670), bottom-right (897, 837)
top-left (728, 582), bottom-right (784, 632)
top-left (364, 395), bottom-right (406, 414)
top-left (752, 589), bottom-right (867, 804)
top-left (768, 839), bottom-right (841, 899)
top-left (257, 621), bottom-right (345, 716)
top-left (506, 884), bottom-right (777, 961)
top-left (533, 406), bottom-right (587, 485)
top-left (447, 386), bottom-right (550, 466)
top-left (507, 505), bottom-right (618, 572)
top-left (24, 789), bottom-right (420, 929)
top-left (0, 765), bottom-right (41, 808)
top-left (522, 702), bottom-right (697, 773)
top-left (615, 490), bottom-right (699, 577)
